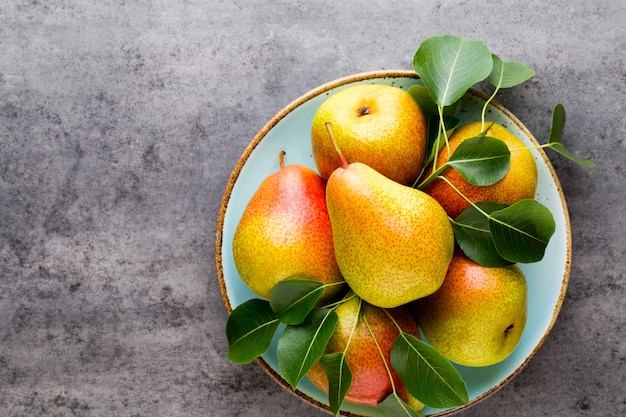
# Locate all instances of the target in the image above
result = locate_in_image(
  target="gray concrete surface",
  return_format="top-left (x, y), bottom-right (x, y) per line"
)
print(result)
top-left (1, 1), bottom-right (624, 416)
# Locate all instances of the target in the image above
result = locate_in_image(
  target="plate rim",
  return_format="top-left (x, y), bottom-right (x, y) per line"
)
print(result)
top-left (214, 69), bottom-right (572, 416)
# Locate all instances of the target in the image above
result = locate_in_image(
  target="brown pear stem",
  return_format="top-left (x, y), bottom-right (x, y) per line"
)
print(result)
top-left (325, 122), bottom-right (349, 169)
top-left (278, 150), bottom-right (286, 169)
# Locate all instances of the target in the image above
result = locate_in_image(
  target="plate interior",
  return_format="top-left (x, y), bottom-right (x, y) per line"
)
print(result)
top-left (216, 71), bottom-right (571, 416)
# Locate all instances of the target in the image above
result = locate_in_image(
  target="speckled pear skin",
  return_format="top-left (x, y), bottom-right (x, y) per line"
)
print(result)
top-left (311, 83), bottom-right (427, 186)
top-left (232, 154), bottom-right (343, 303)
top-left (413, 251), bottom-right (528, 367)
top-left (306, 297), bottom-right (423, 411)
top-left (424, 121), bottom-right (538, 218)
top-left (326, 162), bottom-right (454, 309)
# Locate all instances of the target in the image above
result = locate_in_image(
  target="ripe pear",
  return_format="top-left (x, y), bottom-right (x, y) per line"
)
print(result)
top-left (232, 151), bottom-right (343, 303)
top-left (424, 121), bottom-right (538, 218)
top-left (413, 250), bottom-right (528, 367)
top-left (324, 130), bottom-right (454, 308)
top-left (311, 83), bottom-right (428, 185)
top-left (307, 296), bottom-right (424, 413)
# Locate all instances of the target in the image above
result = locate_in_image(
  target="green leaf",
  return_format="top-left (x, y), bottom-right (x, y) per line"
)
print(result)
top-left (549, 102), bottom-right (566, 143)
top-left (226, 299), bottom-right (280, 364)
top-left (378, 392), bottom-right (423, 417)
top-left (408, 84), bottom-right (438, 117)
top-left (413, 35), bottom-right (493, 106)
top-left (423, 115), bottom-right (459, 170)
top-left (320, 352), bottom-right (352, 416)
top-left (426, 115), bottom-right (443, 157)
top-left (548, 103), bottom-right (596, 168)
top-left (447, 135), bottom-right (511, 186)
top-left (270, 278), bottom-right (324, 325)
top-left (277, 308), bottom-right (338, 389)
top-left (488, 54), bottom-right (535, 89)
top-left (452, 202), bottom-right (514, 267)
top-left (442, 97), bottom-right (462, 118)
top-left (489, 199), bottom-right (556, 263)
top-left (390, 333), bottom-right (468, 409)
top-left (408, 84), bottom-right (461, 173)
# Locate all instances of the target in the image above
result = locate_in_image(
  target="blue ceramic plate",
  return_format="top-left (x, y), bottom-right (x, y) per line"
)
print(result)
top-left (215, 70), bottom-right (571, 416)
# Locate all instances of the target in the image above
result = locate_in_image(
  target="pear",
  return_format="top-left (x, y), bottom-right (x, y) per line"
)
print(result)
top-left (424, 121), bottom-right (538, 218)
top-left (412, 250), bottom-right (528, 367)
top-left (324, 125), bottom-right (455, 308)
top-left (232, 151), bottom-right (343, 303)
top-left (307, 296), bottom-right (424, 413)
top-left (311, 83), bottom-right (428, 185)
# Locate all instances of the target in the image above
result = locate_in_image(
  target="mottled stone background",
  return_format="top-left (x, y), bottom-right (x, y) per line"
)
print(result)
top-left (0, 1), bottom-right (624, 416)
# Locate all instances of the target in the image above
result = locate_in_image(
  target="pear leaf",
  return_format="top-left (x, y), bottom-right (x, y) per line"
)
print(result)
top-left (408, 83), bottom-right (460, 174)
top-left (452, 201), bottom-right (514, 267)
top-left (320, 352), bottom-right (352, 416)
top-left (390, 332), bottom-right (468, 409)
top-left (424, 115), bottom-right (460, 166)
top-left (408, 84), bottom-right (438, 117)
top-left (378, 392), bottom-right (423, 417)
top-left (226, 298), bottom-right (280, 364)
top-left (549, 102), bottom-right (566, 142)
top-left (489, 199), bottom-right (556, 263)
top-left (548, 103), bottom-right (596, 168)
top-left (442, 97), bottom-right (462, 118)
top-left (488, 54), bottom-right (535, 89)
top-left (413, 35), bottom-right (493, 106)
top-left (277, 308), bottom-right (338, 389)
top-left (426, 115), bottom-right (443, 158)
top-left (270, 278), bottom-right (324, 325)
top-left (409, 84), bottom-right (461, 118)
top-left (447, 135), bottom-right (511, 186)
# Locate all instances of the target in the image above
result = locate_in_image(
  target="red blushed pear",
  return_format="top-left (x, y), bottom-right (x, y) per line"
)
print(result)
top-left (232, 151), bottom-right (343, 304)
top-left (306, 296), bottom-right (424, 413)
top-left (412, 250), bottom-right (528, 367)
top-left (324, 123), bottom-right (454, 308)
top-left (424, 121), bottom-right (538, 218)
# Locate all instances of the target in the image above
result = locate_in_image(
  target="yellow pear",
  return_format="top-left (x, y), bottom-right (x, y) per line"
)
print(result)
top-left (413, 250), bottom-right (528, 367)
top-left (424, 121), bottom-right (537, 218)
top-left (324, 131), bottom-right (454, 308)
top-left (311, 83), bottom-right (427, 185)
top-left (232, 151), bottom-right (343, 303)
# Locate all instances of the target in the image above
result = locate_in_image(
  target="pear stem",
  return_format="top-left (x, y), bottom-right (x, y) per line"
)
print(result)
top-left (278, 150), bottom-right (286, 169)
top-left (325, 122), bottom-right (349, 169)
top-left (415, 163), bottom-right (451, 190)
